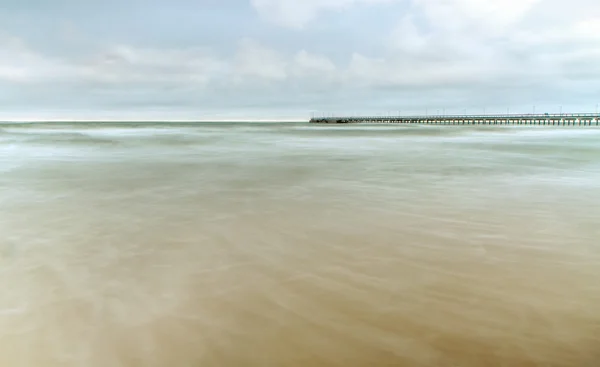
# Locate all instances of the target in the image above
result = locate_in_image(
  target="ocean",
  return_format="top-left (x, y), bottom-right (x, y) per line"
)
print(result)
top-left (1, 121), bottom-right (599, 366)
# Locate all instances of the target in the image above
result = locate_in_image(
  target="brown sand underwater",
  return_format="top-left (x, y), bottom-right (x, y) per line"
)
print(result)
top-left (1, 122), bottom-right (599, 366)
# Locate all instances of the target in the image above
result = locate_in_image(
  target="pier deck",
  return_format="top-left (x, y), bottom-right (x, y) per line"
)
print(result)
top-left (310, 114), bottom-right (600, 126)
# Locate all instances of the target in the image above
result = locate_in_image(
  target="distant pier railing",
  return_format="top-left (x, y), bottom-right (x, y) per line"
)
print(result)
top-left (309, 113), bottom-right (600, 126)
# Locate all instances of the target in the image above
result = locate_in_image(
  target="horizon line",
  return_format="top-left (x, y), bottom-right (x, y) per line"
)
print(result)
top-left (0, 118), bottom-right (310, 123)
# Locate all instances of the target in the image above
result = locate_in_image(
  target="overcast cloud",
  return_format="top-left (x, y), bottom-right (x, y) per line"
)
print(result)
top-left (1, 0), bottom-right (599, 120)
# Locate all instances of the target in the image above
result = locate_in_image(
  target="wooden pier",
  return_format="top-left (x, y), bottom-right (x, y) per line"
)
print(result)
top-left (310, 113), bottom-right (600, 126)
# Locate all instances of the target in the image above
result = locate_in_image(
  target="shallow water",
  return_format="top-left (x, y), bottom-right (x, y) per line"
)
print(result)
top-left (1, 122), bottom-right (599, 366)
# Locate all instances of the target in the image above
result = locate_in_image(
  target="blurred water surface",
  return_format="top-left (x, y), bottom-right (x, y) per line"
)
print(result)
top-left (1, 122), bottom-right (599, 366)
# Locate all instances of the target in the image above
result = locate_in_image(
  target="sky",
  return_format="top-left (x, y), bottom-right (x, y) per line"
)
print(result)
top-left (1, 0), bottom-right (599, 121)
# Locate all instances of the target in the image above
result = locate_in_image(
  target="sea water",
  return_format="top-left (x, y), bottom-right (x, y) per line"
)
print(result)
top-left (1, 122), bottom-right (599, 366)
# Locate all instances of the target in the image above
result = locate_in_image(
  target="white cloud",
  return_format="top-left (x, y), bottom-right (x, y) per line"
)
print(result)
top-left (230, 39), bottom-right (341, 86)
top-left (3, 0), bottom-right (600, 95)
top-left (232, 38), bottom-right (288, 82)
top-left (344, 52), bottom-right (503, 88)
top-left (291, 50), bottom-right (337, 78)
top-left (388, 0), bottom-right (542, 55)
top-left (250, 0), bottom-right (542, 31)
top-left (513, 16), bottom-right (600, 49)
top-left (0, 35), bottom-right (74, 83)
top-left (0, 36), bottom-right (339, 89)
top-left (573, 18), bottom-right (600, 39)
top-left (414, 0), bottom-right (541, 33)
top-left (250, 0), bottom-right (398, 29)
top-left (2, 0), bottom-right (600, 118)
top-left (78, 45), bottom-right (224, 85)
top-left (381, 0), bottom-right (600, 90)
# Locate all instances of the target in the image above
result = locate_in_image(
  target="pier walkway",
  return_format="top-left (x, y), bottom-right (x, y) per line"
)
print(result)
top-left (310, 113), bottom-right (600, 126)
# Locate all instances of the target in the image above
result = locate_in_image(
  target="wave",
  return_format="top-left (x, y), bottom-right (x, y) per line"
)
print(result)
top-left (0, 127), bottom-right (220, 148)
top-left (20, 132), bottom-right (121, 146)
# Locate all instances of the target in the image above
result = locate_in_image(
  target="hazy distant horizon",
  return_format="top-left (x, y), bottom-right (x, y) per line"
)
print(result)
top-left (0, 117), bottom-right (310, 123)
top-left (2, 106), bottom-right (600, 124)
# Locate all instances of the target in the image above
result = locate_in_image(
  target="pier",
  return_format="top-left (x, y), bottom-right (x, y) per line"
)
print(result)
top-left (310, 113), bottom-right (600, 126)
